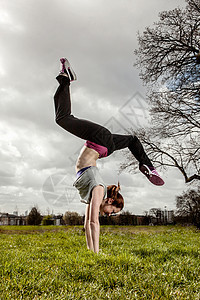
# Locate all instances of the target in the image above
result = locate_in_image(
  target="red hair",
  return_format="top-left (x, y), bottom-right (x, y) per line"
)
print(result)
top-left (107, 182), bottom-right (124, 210)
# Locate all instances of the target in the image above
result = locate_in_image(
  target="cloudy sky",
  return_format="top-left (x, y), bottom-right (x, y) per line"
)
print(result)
top-left (1, 0), bottom-right (187, 216)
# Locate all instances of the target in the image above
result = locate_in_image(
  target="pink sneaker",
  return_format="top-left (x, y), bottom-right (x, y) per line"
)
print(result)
top-left (140, 165), bottom-right (164, 186)
top-left (59, 58), bottom-right (77, 81)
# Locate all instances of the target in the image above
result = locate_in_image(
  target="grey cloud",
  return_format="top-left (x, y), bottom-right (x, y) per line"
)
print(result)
top-left (0, 0), bottom-right (186, 214)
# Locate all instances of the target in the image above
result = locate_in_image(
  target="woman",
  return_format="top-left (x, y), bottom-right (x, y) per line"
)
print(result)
top-left (54, 58), bottom-right (164, 253)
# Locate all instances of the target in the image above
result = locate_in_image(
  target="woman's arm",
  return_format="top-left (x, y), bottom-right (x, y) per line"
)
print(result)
top-left (84, 204), bottom-right (94, 251)
top-left (89, 185), bottom-right (104, 253)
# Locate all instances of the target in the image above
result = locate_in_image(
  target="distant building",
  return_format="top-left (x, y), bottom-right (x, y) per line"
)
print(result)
top-left (0, 213), bottom-right (27, 226)
top-left (167, 210), bottom-right (175, 224)
top-left (148, 209), bottom-right (175, 225)
top-left (0, 212), bottom-right (65, 226)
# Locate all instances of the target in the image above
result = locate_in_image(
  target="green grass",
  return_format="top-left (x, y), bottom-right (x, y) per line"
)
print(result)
top-left (0, 226), bottom-right (200, 299)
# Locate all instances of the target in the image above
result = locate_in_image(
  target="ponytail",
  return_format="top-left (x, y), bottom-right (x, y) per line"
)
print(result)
top-left (107, 182), bottom-right (124, 210)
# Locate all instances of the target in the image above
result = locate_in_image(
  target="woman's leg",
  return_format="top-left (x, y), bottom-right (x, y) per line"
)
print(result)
top-left (54, 74), bottom-right (115, 154)
top-left (54, 75), bottom-right (154, 166)
top-left (112, 134), bottom-right (164, 185)
top-left (112, 134), bottom-right (152, 167)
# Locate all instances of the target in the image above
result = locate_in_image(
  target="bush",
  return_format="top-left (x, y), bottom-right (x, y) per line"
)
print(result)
top-left (42, 215), bottom-right (54, 226)
top-left (63, 211), bottom-right (83, 225)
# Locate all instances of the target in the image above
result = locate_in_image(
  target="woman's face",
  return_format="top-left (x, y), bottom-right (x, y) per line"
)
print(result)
top-left (100, 198), bottom-right (121, 216)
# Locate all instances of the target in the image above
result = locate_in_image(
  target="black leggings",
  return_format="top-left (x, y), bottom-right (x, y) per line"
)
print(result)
top-left (54, 75), bottom-right (152, 167)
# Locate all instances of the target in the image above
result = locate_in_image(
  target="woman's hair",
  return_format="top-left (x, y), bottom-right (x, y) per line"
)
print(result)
top-left (107, 182), bottom-right (124, 210)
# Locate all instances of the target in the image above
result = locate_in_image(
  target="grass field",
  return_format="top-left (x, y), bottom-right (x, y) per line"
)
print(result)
top-left (0, 225), bottom-right (200, 299)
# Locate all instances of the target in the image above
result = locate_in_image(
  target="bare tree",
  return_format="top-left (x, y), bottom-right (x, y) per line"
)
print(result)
top-left (148, 208), bottom-right (163, 225)
top-left (121, 128), bottom-right (200, 183)
top-left (135, 0), bottom-right (200, 87)
top-left (176, 187), bottom-right (200, 228)
top-left (122, 0), bottom-right (200, 183)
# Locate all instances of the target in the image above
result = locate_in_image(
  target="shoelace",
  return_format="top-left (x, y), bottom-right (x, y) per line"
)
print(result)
top-left (151, 169), bottom-right (161, 177)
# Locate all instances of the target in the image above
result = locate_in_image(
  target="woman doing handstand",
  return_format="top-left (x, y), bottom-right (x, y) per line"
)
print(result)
top-left (54, 58), bottom-right (164, 253)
